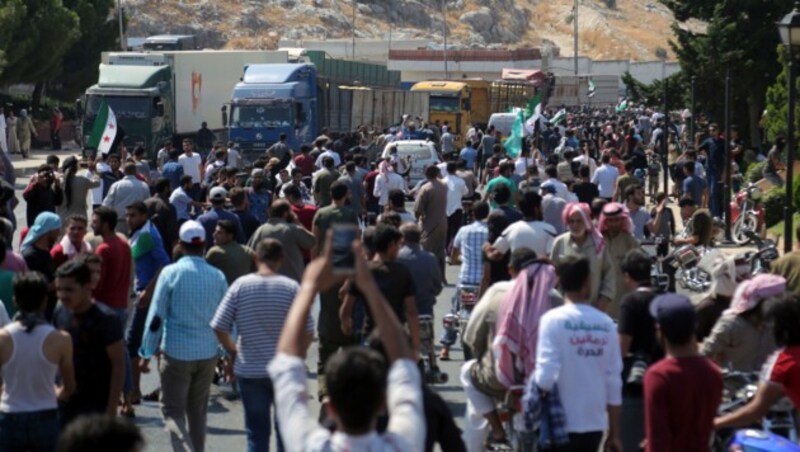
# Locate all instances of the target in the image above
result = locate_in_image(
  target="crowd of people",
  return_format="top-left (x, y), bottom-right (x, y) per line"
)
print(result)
top-left (0, 103), bottom-right (798, 452)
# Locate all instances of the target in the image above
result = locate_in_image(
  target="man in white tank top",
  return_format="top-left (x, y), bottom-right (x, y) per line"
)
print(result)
top-left (0, 272), bottom-right (74, 451)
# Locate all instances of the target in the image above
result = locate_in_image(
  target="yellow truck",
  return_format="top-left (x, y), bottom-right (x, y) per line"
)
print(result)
top-left (411, 80), bottom-right (490, 147)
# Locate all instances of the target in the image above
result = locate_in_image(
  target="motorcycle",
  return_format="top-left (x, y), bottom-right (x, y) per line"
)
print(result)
top-left (498, 385), bottom-right (535, 452)
top-left (730, 183), bottom-right (765, 245)
top-left (671, 244), bottom-right (713, 293)
top-left (441, 284), bottom-right (480, 360)
top-left (740, 230), bottom-right (780, 275)
top-left (714, 370), bottom-right (799, 451)
top-left (418, 314), bottom-right (448, 384)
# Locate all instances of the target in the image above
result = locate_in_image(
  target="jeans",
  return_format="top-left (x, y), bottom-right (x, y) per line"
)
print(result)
top-left (708, 174), bottom-right (722, 218)
top-left (764, 171), bottom-right (785, 188)
top-left (238, 377), bottom-right (284, 452)
top-left (159, 355), bottom-right (217, 452)
top-left (550, 431), bottom-right (604, 452)
top-left (110, 306), bottom-right (133, 394)
top-left (0, 409), bottom-right (59, 452)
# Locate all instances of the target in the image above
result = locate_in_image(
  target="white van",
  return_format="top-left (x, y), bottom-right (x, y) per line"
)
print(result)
top-left (381, 140), bottom-right (441, 188)
top-left (487, 112), bottom-right (517, 137)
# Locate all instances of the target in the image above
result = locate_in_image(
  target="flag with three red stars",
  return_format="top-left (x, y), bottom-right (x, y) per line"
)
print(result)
top-left (87, 99), bottom-right (117, 154)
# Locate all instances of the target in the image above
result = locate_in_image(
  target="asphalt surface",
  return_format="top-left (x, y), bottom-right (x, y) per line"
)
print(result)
top-left (9, 147), bottom-right (763, 451)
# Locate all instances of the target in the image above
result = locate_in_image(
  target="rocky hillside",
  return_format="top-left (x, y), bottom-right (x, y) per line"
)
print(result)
top-left (126, 0), bottom-right (703, 60)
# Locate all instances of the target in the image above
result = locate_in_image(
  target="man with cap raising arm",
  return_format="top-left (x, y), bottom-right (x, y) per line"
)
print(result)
top-left (644, 294), bottom-right (722, 452)
top-left (139, 220), bottom-right (229, 452)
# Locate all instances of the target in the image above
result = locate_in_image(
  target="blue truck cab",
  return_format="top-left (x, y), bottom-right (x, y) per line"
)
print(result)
top-left (228, 63), bottom-right (317, 161)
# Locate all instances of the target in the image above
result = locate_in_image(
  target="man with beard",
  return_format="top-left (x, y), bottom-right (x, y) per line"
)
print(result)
top-left (245, 169), bottom-right (271, 224)
top-left (598, 203), bottom-right (641, 318)
top-left (624, 185), bottom-right (655, 241)
top-left (21, 212), bottom-right (62, 318)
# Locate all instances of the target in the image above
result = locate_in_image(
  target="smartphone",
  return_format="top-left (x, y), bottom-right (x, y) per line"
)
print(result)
top-left (331, 223), bottom-right (358, 274)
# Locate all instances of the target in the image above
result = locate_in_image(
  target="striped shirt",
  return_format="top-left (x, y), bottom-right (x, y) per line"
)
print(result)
top-left (453, 220), bottom-right (489, 286)
top-left (139, 256), bottom-right (228, 361)
top-left (210, 273), bottom-right (313, 378)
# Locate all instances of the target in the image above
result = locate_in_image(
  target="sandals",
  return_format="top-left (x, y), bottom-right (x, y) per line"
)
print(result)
top-left (142, 388), bottom-right (160, 402)
top-left (486, 437), bottom-right (513, 451)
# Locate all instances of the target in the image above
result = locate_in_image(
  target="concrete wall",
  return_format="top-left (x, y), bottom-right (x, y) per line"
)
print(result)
top-left (629, 61), bottom-right (681, 84)
top-left (278, 38), bottom-right (428, 63)
top-left (545, 57), bottom-right (592, 76)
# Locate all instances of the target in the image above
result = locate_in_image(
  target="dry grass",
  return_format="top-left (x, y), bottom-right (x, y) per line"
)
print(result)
top-left (129, 0), bottom-right (684, 60)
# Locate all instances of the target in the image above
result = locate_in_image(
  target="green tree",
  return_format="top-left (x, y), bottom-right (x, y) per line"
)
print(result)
top-left (661, 0), bottom-right (795, 147)
top-left (621, 70), bottom-right (689, 112)
top-left (763, 45), bottom-right (800, 143)
top-left (0, 1), bottom-right (27, 74)
top-left (53, 0), bottom-right (118, 101)
top-left (0, 0), bottom-right (80, 86)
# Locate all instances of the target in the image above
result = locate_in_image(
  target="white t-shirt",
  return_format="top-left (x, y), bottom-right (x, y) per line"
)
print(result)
top-left (492, 220), bottom-right (557, 257)
top-left (178, 153), bottom-right (203, 184)
top-left (314, 150), bottom-right (341, 169)
top-left (373, 172), bottom-right (406, 206)
top-left (226, 148), bottom-right (241, 169)
top-left (86, 166), bottom-right (106, 206)
top-left (515, 156), bottom-right (534, 176)
top-left (591, 164), bottom-right (619, 199)
top-left (572, 155), bottom-right (598, 179)
top-left (444, 174), bottom-right (468, 216)
top-left (541, 178), bottom-right (572, 201)
top-left (169, 187), bottom-right (193, 220)
top-left (534, 303), bottom-right (623, 433)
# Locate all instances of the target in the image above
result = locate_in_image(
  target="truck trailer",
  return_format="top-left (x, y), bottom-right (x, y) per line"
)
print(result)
top-left (78, 50), bottom-right (288, 156)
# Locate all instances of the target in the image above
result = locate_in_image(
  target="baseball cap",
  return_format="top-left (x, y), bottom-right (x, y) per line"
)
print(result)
top-left (649, 293), bottom-right (696, 343)
top-left (209, 186), bottom-right (227, 201)
top-left (179, 220), bottom-right (205, 244)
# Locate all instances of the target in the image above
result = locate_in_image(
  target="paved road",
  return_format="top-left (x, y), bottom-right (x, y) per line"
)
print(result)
top-left (8, 148), bottom-right (762, 450)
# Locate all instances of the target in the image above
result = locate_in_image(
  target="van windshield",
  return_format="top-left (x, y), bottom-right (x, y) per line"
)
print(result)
top-left (397, 146), bottom-right (433, 160)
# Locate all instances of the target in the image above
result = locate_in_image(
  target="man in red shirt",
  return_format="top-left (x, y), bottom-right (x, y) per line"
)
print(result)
top-left (292, 144), bottom-right (315, 178)
top-left (91, 206), bottom-right (134, 416)
top-left (644, 294), bottom-right (722, 452)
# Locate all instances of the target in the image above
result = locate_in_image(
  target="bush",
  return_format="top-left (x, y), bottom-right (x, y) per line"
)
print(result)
top-left (794, 175), bottom-right (800, 214)
top-left (764, 187), bottom-right (786, 228)
top-left (746, 160), bottom-right (767, 184)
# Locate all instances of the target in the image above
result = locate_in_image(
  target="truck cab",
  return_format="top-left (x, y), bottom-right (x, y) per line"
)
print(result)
top-left (228, 64), bottom-right (317, 161)
top-left (411, 81), bottom-right (472, 147)
top-left (81, 55), bottom-right (173, 155)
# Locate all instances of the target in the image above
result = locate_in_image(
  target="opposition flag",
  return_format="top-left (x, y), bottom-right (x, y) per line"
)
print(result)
top-left (87, 99), bottom-right (118, 154)
top-left (588, 79), bottom-right (596, 98)
top-left (503, 109), bottom-right (524, 158)
top-left (551, 108), bottom-right (567, 125)
top-left (524, 92), bottom-right (543, 135)
top-left (615, 98), bottom-right (629, 113)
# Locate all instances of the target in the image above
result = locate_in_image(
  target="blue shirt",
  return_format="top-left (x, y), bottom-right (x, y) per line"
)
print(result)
top-left (162, 161), bottom-right (184, 190)
top-left (453, 220), bottom-right (489, 285)
top-left (197, 207), bottom-right (246, 246)
top-left (396, 245), bottom-right (443, 315)
top-left (130, 222), bottom-right (171, 292)
top-left (682, 175), bottom-right (706, 204)
top-left (247, 189), bottom-right (271, 224)
top-left (460, 146), bottom-right (477, 169)
top-left (140, 256), bottom-right (228, 360)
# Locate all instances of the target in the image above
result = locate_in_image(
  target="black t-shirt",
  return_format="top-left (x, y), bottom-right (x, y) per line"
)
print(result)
top-left (350, 260), bottom-right (415, 333)
top-left (618, 288), bottom-right (663, 364)
top-left (54, 303), bottom-right (123, 420)
top-left (23, 246), bottom-right (55, 282)
top-left (573, 181), bottom-right (600, 204)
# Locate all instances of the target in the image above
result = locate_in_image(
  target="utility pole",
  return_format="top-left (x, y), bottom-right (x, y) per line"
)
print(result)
top-left (574, 0), bottom-right (579, 75)
top-left (724, 69), bottom-right (733, 242)
top-left (352, 0), bottom-right (356, 59)
top-left (443, 0), bottom-right (449, 79)
top-left (117, 0), bottom-right (126, 50)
